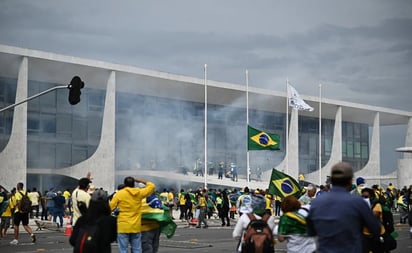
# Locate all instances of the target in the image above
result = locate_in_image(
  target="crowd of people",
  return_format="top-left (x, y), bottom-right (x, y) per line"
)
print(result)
top-left (1, 161), bottom-right (412, 253)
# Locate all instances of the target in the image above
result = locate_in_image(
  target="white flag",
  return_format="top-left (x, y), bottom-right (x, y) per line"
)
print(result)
top-left (287, 83), bottom-right (314, 111)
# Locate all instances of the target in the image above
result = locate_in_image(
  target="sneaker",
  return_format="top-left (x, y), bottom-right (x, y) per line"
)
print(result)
top-left (31, 234), bottom-right (36, 243)
top-left (10, 239), bottom-right (18, 245)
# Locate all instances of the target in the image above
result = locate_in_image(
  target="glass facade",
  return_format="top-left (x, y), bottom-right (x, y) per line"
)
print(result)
top-left (0, 76), bottom-right (369, 189)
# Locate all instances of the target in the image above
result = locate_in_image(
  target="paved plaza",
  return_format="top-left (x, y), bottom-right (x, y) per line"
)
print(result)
top-left (0, 214), bottom-right (411, 253)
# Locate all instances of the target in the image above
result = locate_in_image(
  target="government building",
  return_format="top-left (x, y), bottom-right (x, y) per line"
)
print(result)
top-left (0, 45), bottom-right (411, 192)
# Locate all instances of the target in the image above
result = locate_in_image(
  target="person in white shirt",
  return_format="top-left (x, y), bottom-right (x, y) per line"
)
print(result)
top-left (233, 194), bottom-right (277, 252)
top-left (71, 178), bottom-right (91, 226)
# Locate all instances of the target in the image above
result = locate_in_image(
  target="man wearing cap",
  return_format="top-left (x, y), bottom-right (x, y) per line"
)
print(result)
top-left (52, 191), bottom-right (66, 227)
top-left (71, 177), bottom-right (91, 226)
top-left (110, 177), bottom-right (155, 253)
top-left (307, 162), bottom-right (381, 253)
top-left (350, 177), bottom-right (366, 196)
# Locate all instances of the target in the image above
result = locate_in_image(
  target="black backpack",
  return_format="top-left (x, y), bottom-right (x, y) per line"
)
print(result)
top-left (241, 213), bottom-right (274, 253)
top-left (18, 191), bottom-right (32, 213)
top-left (73, 221), bottom-right (100, 253)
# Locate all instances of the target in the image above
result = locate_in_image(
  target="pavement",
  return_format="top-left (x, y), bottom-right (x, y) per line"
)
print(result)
top-left (0, 214), bottom-right (411, 252)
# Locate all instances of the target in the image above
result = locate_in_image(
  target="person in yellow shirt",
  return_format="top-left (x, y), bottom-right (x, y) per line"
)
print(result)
top-left (264, 192), bottom-right (273, 215)
top-left (361, 188), bottom-right (386, 253)
top-left (196, 189), bottom-right (209, 228)
top-left (167, 189), bottom-right (175, 220)
top-left (10, 182), bottom-right (36, 245)
top-left (63, 188), bottom-right (71, 216)
top-left (28, 188), bottom-right (40, 219)
top-left (178, 189), bottom-right (186, 221)
top-left (110, 177), bottom-right (155, 253)
top-left (1, 192), bottom-right (13, 238)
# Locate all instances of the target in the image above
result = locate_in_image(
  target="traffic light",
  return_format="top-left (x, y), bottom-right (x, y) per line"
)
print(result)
top-left (68, 76), bottom-right (84, 105)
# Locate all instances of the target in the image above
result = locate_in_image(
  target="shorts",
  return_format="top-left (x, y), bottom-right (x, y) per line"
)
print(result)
top-left (1, 216), bottom-right (11, 228)
top-left (13, 212), bottom-right (29, 226)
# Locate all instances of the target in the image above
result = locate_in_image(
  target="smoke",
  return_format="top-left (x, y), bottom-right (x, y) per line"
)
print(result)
top-left (116, 88), bottom-right (285, 186)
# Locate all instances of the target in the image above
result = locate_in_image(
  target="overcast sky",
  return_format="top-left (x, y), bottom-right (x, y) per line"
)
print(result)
top-left (0, 0), bottom-right (411, 174)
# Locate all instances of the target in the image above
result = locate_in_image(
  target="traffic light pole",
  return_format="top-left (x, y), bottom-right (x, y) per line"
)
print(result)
top-left (0, 85), bottom-right (68, 113)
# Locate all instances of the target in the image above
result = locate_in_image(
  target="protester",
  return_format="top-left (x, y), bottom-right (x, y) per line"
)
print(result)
top-left (184, 192), bottom-right (193, 221)
top-left (109, 177), bottom-right (155, 253)
top-left (178, 189), bottom-right (186, 221)
top-left (351, 177), bottom-right (367, 196)
top-left (140, 192), bottom-right (170, 253)
top-left (274, 195), bottom-right (282, 216)
top-left (264, 191), bottom-right (273, 215)
top-left (218, 162), bottom-right (224, 179)
top-left (232, 194), bottom-right (276, 252)
top-left (45, 187), bottom-right (57, 221)
top-left (361, 187), bottom-right (386, 253)
top-left (28, 187), bottom-right (40, 219)
top-left (10, 182), bottom-right (36, 245)
top-left (277, 196), bottom-right (316, 253)
top-left (70, 189), bottom-right (117, 253)
top-left (307, 162), bottom-right (381, 253)
top-left (298, 184), bottom-right (316, 205)
top-left (71, 177), bottom-right (92, 226)
top-left (167, 188), bottom-right (175, 219)
top-left (236, 187), bottom-right (252, 216)
top-left (195, 189), bottom-right (209, 228)
top-left (220, 190), bottom-right (230, 227)
top-left (0, 192), bottom-right (12, 238)
top-left (40, 190), bottom-right (48, 220)
top-left (52, 191), bottom-right (66, 227)
top-left (407, 184), bottom-right (412, 238)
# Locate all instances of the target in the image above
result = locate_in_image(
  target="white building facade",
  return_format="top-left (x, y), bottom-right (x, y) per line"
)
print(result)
top-left (0, 45), bottom-right (411, 192)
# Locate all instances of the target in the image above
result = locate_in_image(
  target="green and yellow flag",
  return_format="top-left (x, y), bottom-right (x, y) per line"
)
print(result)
top-left (268, 168), bottom-right (302, 198)
top-left (141, 195), bottom-right (177, 239)
top-left (248, 125), bottom-right (280, 150)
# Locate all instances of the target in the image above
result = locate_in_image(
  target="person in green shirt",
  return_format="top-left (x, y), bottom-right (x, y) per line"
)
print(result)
top-left (277, 196), bottom-right (316, 253)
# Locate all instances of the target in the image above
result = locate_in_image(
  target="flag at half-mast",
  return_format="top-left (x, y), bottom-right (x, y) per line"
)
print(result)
top-left (248, 125), bottom-right (280, 150)
top-left (268, 168), bottom-right (302, 198)
top-left (287, 83), bottom-right (314, 111)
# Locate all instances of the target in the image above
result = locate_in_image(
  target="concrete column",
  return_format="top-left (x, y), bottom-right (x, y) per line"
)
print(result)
top-left (398, 117), bottom-right (412, 188)
top-left (269, 109), bottom-right (299, 180)
top-left (306, 106), bottom-right (342, 184)
top-left (0, 57), bottom-right (28, 190)
top-left (59, 71), bottom-right (116, 192)
top-left (356, 112), bottom-right (380, 185)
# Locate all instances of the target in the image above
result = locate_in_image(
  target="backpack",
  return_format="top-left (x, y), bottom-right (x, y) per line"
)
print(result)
top-left (241, 213), bottom-right (274, 253)
top-left (73, 221), bottom-right (100, 253)
top-left (18, 191), bottom-right (32, 213)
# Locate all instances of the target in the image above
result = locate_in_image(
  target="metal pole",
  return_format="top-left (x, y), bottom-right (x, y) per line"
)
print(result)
top-left (204, 64), bottom-right (208, 189)
top-left (0, 85), bottom-right (68, 113)
top-left (246, 70), bottom-right (250, 188)
top-left (319, 84), bottom-right (322, 186)
top-left (286, 79), bottom-right (289, 174)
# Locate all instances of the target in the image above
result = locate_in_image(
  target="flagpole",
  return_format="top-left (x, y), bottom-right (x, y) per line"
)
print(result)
top-left (285, 78), bottom-right (289, 175)
top-left (246, 69), bottom-right (250, 188)
top-left (318, 83), bottom-right (322, 186)
top-left (204, 64), bottom-right (208, 189)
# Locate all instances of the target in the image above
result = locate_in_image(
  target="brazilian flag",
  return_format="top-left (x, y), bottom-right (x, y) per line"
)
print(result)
top-left (141, 194), bottom-right (177, 239)
top-left (248, 125), bottom-right (280, 150)
top-left (268, 168), bottom-right (302, 199)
